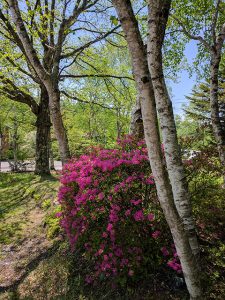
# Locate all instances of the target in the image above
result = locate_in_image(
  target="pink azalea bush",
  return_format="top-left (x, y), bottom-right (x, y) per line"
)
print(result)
top-left (58, 135), bottom-right (181, 284)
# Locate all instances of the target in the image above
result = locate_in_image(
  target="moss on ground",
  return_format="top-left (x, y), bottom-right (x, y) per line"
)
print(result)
top-left (0, 173), bottom-right (60, 245)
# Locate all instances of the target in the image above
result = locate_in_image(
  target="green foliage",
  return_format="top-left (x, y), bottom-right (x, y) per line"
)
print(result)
top-left (189, 162), bottom-right (225, 298)
top-left (0, 98), bottom-right (36, 160)
top-left (171, 0), bottom-right (225, 78)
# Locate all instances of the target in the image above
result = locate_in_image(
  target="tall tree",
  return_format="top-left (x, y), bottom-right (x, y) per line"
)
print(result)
top-left (112, 0), bottom-right (201, 298)
top-left (0, 0), bottom-right (119, 163)
top-left (147, 0), bottom-right (200, 256)
top-left (172, 0), bottom-right (225, 180)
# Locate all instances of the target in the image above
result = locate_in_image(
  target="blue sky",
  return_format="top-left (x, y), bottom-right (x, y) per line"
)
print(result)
top-left (169, 41), bottom-right (198, 116)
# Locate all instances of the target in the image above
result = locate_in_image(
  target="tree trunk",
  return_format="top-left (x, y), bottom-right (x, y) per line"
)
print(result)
top-left (46, 83), bottom-right (70, 165)
top-left (12, 117), bottom-right (19, 172)
top-left (112, 0), bottom-right (202, 298)
top-left (8, 0), bottom-right (70, 165)
top-left (210, 55), bottom-right (225, 180)
top-left (48, 132), bottom-right (55, 170)
top-left (130, 96), bottom-right (144, 139)
top-left (147, 0), bottom-right (199, 257)
top-left (35, 86), bottom-right (51, 175)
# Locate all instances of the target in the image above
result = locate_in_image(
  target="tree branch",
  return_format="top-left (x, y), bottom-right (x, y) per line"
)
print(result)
top-left (211, 0), bottom-right (221, 44)
top-left (0, 75), bottom-right (39, 114)
top-left (60, 73), bottom-right (134, 80)
top-left (8, 0), bottom-right (48, 81)
top-left (172, 15), bottom-right (212, 51)
top-left (61, 90), bottom-right (116, 110)
top-left (61, 25), bottom-right (120, 59)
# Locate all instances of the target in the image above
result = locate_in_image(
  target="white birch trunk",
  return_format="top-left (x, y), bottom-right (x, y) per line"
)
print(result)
top-left (112, 0), bottom-right (202, 298)
top-left (147, 0), bottom-right (199, 257)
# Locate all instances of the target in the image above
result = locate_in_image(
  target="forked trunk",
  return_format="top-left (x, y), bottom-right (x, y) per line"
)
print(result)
top-left (147, 0), bottom-right (199, 257)
top-left (8, 0), bottom-right (70, 165)
top-left (35, 87), bottom-right (51, 175)
top-left (112, 0), bottom-right (202, 298)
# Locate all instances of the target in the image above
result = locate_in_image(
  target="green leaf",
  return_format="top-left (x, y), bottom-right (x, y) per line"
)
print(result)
top-left (110, 15), bottom-right (118, 26)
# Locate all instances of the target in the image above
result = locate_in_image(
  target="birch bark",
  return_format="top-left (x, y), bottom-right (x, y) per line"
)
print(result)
top-left (147, 0), bottom-right (199, 256)
top-left (112, 0), bottom-right (202, 298)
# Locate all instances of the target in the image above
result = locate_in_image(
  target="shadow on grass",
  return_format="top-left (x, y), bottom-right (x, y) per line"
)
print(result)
top-left (0, 241), bottom-right (61, 294)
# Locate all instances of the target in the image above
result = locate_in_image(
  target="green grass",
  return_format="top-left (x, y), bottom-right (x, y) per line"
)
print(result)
top-left (0, 173), bottom-right (59, 245)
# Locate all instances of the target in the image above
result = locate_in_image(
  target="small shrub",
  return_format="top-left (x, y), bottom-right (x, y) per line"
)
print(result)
top-left (58, 136), bottom-right (180, 285)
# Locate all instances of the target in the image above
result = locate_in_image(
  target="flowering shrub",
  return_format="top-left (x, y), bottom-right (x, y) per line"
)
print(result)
top-left (58, 135), bottom-right (181, 284)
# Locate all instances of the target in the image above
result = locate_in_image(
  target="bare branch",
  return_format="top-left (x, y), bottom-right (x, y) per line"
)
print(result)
top-left (3, 55), bottom-right (39, 83)
top-left (60, 73), bottom-right (134, 80)
top-left (172, 15), bottom-right (212, 51)
top-left (61, 90), bottom-right (116, 110)
top-left (8, 0), bottom-right (48, 80)
top-left (0, 75), bottom-right (39, 114)
top-left (61, 25), bottom-right (121, 59)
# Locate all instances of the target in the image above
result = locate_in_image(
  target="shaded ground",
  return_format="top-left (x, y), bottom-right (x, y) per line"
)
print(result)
top-left (0, 173), bottom-right (60, 298)
top-left (0, 172), bottom-right (224, 299)
top-left (0, 173), bottom-right (188, 300)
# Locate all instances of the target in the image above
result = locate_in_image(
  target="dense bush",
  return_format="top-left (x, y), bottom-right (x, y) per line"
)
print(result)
top-left (58, 136), bottom-right (181, 285)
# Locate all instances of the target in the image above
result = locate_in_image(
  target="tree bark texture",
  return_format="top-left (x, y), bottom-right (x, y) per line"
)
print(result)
top-left (35, 86), bottom-right (51, 175)
top-left (147, 0), bottom-right (199, 257)
top-left (130, 96), bottom-right (144, 139)
top-left (45, 83), bottom-right (70, 164)
top-left (210, 55), bottom-right (225, 179)
top-left (112, 0), bottom-right (202, 298)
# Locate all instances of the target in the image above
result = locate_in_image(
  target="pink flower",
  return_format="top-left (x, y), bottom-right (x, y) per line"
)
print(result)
top-left (109, 212), bottom-right (119, 223)
top-left (55, 212), bottom-right (62, 218)
top-left (167, 259), bottom-right (182, 273)
top-left (152, 230), bottom-right (161, 239)
top-left (107, 223), bottom-right (113, 232)
top-left (131, 199), bottom-right (142, 206)
top-left (113, 185), bottom-right (120, 193)
top-left (98, 248), bottom-right (104, 255)
top-left (161, 246), bottom-right (169, 257)
top-left (133, 210), bottom-right (144, 221)
top-left (146, 177), bottom-right (154, 185)
top-left (147, 213), bottom-right (154, 221)
top-left (102, 232), bottom-right (108, 238)
top-left (98, 192), bottom-right (104, 200)
top-left (125, 209), bottom-right (131, 216)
